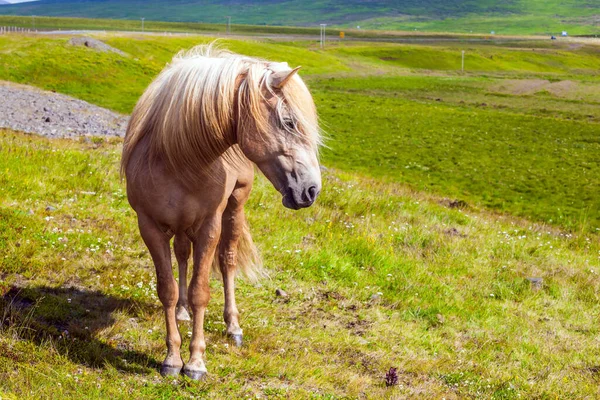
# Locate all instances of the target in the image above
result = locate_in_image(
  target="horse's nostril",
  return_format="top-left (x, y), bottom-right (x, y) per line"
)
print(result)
top-left (307, 186), bottom-right (318, 202)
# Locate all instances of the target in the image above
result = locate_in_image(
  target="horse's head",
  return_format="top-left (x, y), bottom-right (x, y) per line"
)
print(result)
top-left (238, 62), bottom-right (321, 210)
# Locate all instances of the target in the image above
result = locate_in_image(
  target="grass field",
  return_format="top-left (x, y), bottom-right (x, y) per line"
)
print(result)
top-left (0, 15), bottom-right (325, 37)
top-left (1, 131), bottom-right (600, 399)
top-left (1, 33), bottom-right (599, 229)
top-left (0, 15), bottom-right (545, 40)
top-left (1, 31), bottom-right (600, 398)
top-left (0, 0), bottom-right (599, 35)
top-left (351, 14), bottom-right (600, 36)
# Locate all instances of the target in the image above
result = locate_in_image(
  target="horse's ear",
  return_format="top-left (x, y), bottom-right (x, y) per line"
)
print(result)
top-left (271, 66), bottom-right (301, 89)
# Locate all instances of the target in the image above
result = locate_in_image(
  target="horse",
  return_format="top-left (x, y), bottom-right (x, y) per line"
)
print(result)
top-left (121, 44), bottom-right (322, 380)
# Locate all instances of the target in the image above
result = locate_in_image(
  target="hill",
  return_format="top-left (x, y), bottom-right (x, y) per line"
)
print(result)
top-left (0, 0), bottom-right (598, 34)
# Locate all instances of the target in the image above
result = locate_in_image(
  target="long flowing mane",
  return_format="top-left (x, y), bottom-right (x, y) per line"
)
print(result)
top-left (121, 43), bottom-right (320, 187)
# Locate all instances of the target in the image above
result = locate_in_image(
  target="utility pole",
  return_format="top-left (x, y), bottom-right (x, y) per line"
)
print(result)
top-left (461, 50), bottom-right (465, 72)
top-left (320, 24), bottom-right (327, 49)
top-left (141, 17), bottom-right (145, 33)
top-left (226, 16), bottom-right (231, 34)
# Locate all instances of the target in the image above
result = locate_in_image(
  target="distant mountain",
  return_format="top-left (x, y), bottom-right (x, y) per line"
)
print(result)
top-left (0, 0), bottom-right (40, 4)
top-left (0, 0), bottom-right (598, 34)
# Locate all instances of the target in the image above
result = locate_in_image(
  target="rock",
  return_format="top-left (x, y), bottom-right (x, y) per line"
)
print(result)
top-left (68, 36), bottom-right (128, 56)
top-left (527, 277), bottom-right (543, 291)
top-left (44, 116), bottom-right (51, 123)
top-left (45, 205), bottom-right (56, 211)
top-left (275, 288), bottom-right (288, 298)
top-left (439, 198), bottom-right (469, 209)
top-left (370, 293), bottom-right (381, 302)
top-left (436, 313), bottom-right (445, 324)
top-left (444, 227), bottom-right (467, 238)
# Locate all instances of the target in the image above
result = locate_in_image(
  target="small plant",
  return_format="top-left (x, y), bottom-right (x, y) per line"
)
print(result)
top-left (385, 367), bottom-right (398, 387)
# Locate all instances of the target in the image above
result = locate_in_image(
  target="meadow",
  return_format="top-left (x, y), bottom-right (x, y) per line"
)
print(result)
top-left (0, 30), bottom-right (600, 398)
top-left (0, 15), bottom-right (521, 40)
top-left (1, 0), bottom-right (598, 35)
top-left (1, 33), bottom-right (599, 229)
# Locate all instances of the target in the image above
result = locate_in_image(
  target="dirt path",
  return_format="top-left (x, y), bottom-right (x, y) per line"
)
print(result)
top-left (0, 81), bottom-right (128, 138)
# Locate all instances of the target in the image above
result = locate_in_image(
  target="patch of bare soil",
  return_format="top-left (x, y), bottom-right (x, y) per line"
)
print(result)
top-left (492, 79), bottom-right (579, 97)
top-left (0, 81), bottom-right (128, 138)
top-left (493, 79), bottom-right (549, 95)
top-left (545, 80), bottom-right (575, 97)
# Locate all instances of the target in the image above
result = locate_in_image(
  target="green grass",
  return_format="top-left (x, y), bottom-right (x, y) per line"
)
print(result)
top-left (0, 15), bottom-right (327, 36)
top-left (313, 74), bottom-right (600, 229)
top-left (1, 131), bottom-right (600, 398)
top-left (1, 28), bottom-right (600, 399)
top-left (0, 34), bottom-right (348, 113)
top-left (1, 34), bottom-right (599, 231)
top-left (351, 14), bottom-right (600, 36)
top-left (0, 0), bottom-right (599, 35)
top-left (0, 15), bottom-right (529, 40)
top-left (352, 0), bottom-right (600, 35)
top-left (328, 43), bottom-right (600, 74)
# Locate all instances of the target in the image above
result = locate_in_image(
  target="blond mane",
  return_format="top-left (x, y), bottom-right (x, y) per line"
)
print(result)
top-left (121, 43), bottom-right (320, 187)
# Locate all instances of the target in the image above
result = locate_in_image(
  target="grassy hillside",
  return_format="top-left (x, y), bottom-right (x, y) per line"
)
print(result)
top-left (0, 15), bottom-right (327, 37)
top-left (350, 0), bottom-right (600, 35)
top-left (1, 131), bottom-right (600, 398)
top-left (1, 33), bottom-right (599, 230)
top-left (0, 0), bottom-right (599, 35)
top-left (0, 34), bottom-right (348, 112)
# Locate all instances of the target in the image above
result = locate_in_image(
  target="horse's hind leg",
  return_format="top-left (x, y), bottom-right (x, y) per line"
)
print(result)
top-left (218, 188), bottom-right (250, 347)
top-left (174, 233), bottom-right (191, 321)
top-left (137, 213), bottom-right (183, 376)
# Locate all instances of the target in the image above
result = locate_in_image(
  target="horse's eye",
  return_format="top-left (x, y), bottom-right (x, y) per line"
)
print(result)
top-left (283, 118), bottom-right (295, 130)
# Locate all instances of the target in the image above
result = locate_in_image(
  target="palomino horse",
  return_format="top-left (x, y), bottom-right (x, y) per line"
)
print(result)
top-left (121, 45), bottom-right (321, 380)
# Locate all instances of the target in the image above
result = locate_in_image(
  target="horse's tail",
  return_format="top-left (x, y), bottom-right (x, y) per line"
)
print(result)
top-left (212, 218), bottom-right (265, 282)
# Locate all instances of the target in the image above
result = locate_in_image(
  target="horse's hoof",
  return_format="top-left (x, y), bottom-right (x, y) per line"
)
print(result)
top-left (160, 365), bottom-right (182, 377)
top-left (182, 368), bottom-right (207, 381)
top-left (176, 306), bottom-right (191, 321)
top-left (229, 333), bottom-right (243, 347)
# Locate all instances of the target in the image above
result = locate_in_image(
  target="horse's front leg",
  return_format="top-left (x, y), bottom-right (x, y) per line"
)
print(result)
top-left (137, 213), bottom-right (183, 376)
top-left (183, 215), bottom-right (222, 380)
top-left (219, 204), bottom-right (246, 347)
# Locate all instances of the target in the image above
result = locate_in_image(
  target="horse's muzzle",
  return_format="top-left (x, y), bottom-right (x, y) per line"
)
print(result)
top-left (282, 185), bottom-right (320, 210)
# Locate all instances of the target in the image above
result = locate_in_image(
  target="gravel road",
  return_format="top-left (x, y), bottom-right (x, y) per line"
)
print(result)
top-left (0, 81), bottom-right (128, 138)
